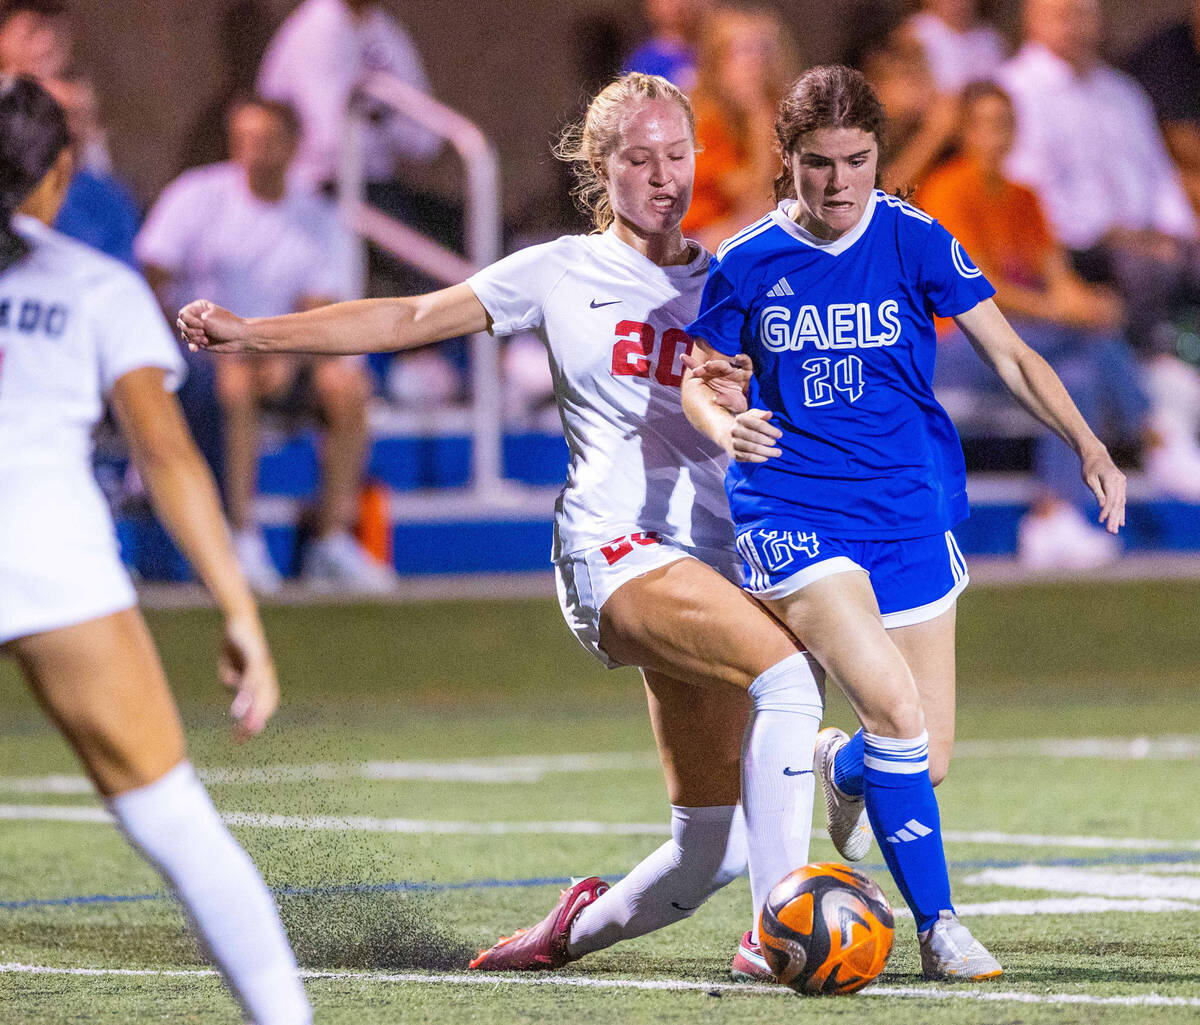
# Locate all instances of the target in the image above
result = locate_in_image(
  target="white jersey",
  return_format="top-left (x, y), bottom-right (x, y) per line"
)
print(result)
top-left (0, 216), bottom-right (184, 470)
top-left (468, 230), bottom-right (733, 559)
top-left (0, 217), bottom-right (184, 642)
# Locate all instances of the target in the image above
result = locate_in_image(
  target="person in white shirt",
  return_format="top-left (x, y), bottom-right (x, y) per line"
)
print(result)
top-left (998, 0), bottom-right (1200, 497)
top-left (906, 0), bottom-right (1007, 93)
top-left (0, 75), bottom-right (310, 1025)
top-left (138, 95), bottom-right (394, 593)
top-left (256, 0), bottom-right (440, 192)
top-left (180, 72), bottom-right (826, 984)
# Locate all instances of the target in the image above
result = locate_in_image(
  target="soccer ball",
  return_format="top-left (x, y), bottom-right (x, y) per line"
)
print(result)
top-left (759, 862), bottom-right (894, 995)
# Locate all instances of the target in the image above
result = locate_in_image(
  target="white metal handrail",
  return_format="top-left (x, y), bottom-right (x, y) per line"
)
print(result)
top-left (338, 71), bottom-right (505, 501)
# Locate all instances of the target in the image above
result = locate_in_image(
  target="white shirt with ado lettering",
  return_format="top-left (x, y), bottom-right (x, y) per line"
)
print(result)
top-left (0, 216), bottom-right (184, 642)
top-left (468, 230), bottom-right (733, 559)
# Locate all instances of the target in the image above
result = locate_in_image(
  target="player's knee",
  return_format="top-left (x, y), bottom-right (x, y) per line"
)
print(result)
top-left (215, 368), bottom-right (256, 409)
top-left (928, 758), bottom-right (949, 788)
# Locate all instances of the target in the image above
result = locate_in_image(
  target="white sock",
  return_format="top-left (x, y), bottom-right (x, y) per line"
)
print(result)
top-left (107, 762), bottom-right (311, 1025)
top-left (566, 803), bottom-right (747, 957)
top-left (743, 652), bottom-right (824, 944)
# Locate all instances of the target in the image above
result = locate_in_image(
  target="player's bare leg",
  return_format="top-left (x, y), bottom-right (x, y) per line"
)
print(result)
top-left (890, 605), bottom-right (957, 786)
top-left (12, 608), bottom-right (185, 795)
top-left (10, 609), bottom-right (311, 1022)
top-left (605, 562), bottom-right (823, 955)
top-left (765, 575), bottom-right (1000, 981)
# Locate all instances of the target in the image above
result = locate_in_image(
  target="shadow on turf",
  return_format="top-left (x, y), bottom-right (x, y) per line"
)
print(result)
top-left (278, 890), bottom-right (478, 971)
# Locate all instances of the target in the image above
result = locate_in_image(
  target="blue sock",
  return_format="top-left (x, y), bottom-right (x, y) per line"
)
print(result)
top-left (861, 731), bottom-right (953, 932)
top-left (832, 728), bottom-right (864, 797)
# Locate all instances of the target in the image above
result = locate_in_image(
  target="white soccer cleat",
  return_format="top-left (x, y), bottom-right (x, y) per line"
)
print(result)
top-left (918, 910), bottom-right (1003, 981)
top-left (815, 727), bottom-right (872, 862)
top-left (302, 531), bottom-right (398, 594)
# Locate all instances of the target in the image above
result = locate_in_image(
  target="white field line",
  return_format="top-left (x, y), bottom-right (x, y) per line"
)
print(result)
top-left (2, 962), bottom-right (1199, 1008)
top-left (965, 865), bottom-right (1200, 901)
top-left (0, 752), bottom-right (661, 795)
top-left (3, 734), bottom-right (1198, 798)
top-left (3, 803), bottom-right (1200, 852)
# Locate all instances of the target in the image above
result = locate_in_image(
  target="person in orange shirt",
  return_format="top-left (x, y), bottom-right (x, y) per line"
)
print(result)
top-left (922, 80), bottom-right (1151, 569)
top-left (682, 7), bottom-right (798, 252)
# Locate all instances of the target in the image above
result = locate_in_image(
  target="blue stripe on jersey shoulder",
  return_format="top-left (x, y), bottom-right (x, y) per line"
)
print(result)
top-left (715, 214), bottom-right (776, 262)
top-left (877, 191), bottom-right (933, 225)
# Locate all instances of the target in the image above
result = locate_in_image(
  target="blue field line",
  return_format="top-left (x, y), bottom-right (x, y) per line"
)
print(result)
top-left (3, 848), bottom-right (1200, 912)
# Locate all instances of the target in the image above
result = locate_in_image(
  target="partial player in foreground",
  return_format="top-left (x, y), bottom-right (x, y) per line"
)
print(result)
top-left (182, 73), bottom-right (825, 982)
top-left (0, 77), bottom-right (310, 1025)
top-left (683, 65), bottom-right (1126, 981)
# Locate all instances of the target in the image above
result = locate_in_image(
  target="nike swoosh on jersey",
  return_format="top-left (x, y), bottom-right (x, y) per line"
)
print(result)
top-left (589, 299), bottom-right (622, 308)
top-left (782, 766), bottom-right (813, 777)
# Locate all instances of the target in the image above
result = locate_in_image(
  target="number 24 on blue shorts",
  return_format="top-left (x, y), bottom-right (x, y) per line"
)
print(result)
top-left (734, 528), bottom-right (969, 628)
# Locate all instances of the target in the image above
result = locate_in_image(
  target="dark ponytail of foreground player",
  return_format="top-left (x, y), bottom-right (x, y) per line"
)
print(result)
top-left (0, 73), bottom-right (70, 272)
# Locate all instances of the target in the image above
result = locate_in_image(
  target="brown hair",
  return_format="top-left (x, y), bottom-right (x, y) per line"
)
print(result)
top-left (772, 65), bottom-right (887, 201)
top-left (554, 72), bottom-right (695, 232)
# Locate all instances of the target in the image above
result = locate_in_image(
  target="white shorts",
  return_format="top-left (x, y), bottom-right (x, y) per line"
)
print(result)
top-left (0, 465), bottom-right (136, 645)
top-left (554, 532), bottom-right (742, 668)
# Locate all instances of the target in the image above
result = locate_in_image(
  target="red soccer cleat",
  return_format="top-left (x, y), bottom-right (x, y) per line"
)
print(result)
top-left (730, 930), bottom-right (777, 982)
top-left (468, 877), bottom-right (610, 971)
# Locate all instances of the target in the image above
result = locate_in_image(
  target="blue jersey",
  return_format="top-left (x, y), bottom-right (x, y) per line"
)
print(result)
top-left (687, 192), bottom-right (995, 540)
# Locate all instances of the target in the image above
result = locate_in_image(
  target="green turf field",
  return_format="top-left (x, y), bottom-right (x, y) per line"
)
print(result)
top-left (1, 578), bottom-right (1199, 1024)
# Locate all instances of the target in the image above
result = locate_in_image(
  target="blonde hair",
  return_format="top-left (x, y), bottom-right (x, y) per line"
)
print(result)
top-left (554, 72), bottom-right (696, 232)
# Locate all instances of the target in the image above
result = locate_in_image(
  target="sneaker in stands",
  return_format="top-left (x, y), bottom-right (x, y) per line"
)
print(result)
top-left (919, 910), bottom-right (1003, 981)
top-left (468, 877), bottom-right (609, 971)
top-left (1016, 500), bottom-right (1120, 571)
top-left (730, 930), bottom-right (775, 982)
top-left (232, 528), bottom-right (282, 594)
top-left (815, 727), bottom-right (872, 862)
top-left (302, 531), bottom-right (398, 593)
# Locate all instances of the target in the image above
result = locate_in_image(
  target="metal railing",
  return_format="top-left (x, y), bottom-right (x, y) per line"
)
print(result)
top-left (337, 71), bottom-right (506, 502)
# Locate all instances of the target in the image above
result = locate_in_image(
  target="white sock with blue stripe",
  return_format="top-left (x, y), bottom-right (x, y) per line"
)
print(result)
top-left (743, 653), bottom-right (824, 944)
top-left (861, 731), bottom-right (953, 932)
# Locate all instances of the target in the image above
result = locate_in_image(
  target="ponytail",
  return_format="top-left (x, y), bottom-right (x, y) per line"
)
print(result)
top-left (0, 74), bottom-right (70, 273)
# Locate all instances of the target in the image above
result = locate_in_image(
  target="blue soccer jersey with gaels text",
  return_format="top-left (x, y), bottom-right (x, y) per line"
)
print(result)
top-left (686, 191), bottom-right (995, 539)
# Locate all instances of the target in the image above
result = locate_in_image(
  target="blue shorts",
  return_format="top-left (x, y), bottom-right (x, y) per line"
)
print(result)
top-left (734, 528), bottom-right (968, 628)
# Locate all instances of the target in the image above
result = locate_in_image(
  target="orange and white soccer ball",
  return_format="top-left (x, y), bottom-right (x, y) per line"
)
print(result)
top-left (759, 862), bottom-right (894, 995)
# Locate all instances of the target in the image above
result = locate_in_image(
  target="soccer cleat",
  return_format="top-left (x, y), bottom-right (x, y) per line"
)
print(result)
top-left (730, 930), bottom-right (776, 982)
top-left (918, 910), bottom-right (1003, 981)
top-left (815, 727), bottom-right (872, 862)
top-left (468, 877), bottom-right (609, 971)
top-left (301, 531), bottom-right (398, 594)
top-left (232, 528), bottom-right (283, 594)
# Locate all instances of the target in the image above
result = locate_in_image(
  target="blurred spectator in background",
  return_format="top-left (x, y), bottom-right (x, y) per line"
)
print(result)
top-left (0, 0), bottom-right (68, 79)
top-left (258, 0), bottom-right (461, 412)
top-left (905, 0), bottom-right (1007, 93)
top-left (624, 0), bottom-right (711, 92)
top-left (681, 6), bottom-right (798, 251)
top-left (848, 5), bottom-right (958, 192)
top-left (997, 0), bottom-right (1200, 500)
top-left (1126, 1), bottom-right (1200, 219)
top-left (136, 96), bottom-right (396, 594)
top-left (924, 82), bottom-right (1151, 567)
top-left (0, 1), bottom-right (138, 264)
top-left (257, 0), bottom-right (440, 193)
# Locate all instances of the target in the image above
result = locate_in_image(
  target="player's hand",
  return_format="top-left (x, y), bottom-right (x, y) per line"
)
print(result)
top-left (729, 408), bottom-right (782, 462)
top-left (218, 613), bottom-right (280, 742)
top-left (1081, 444), bottom-right (1126, 534)
top-left (681, 351), bottom-right (753, 413)
top-left (177, 300), bottom-right (252, 354)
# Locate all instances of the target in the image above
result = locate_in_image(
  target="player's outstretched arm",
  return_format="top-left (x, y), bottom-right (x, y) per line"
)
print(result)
top-left (110, 367), bottom-right (279, 740)
top-left (681, 338), bottom-right (781, 463)
top-left (954, 298), bottom-right (1127, 533)
top-left (177, 282), bottom-right (491, 356)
